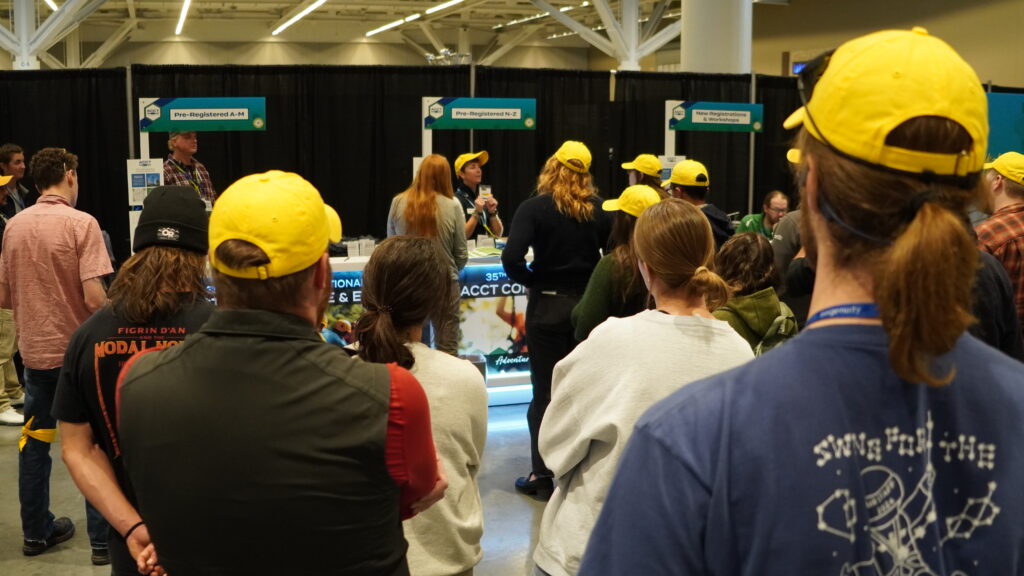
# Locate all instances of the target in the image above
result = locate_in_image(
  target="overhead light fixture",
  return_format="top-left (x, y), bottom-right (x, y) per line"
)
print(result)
top-left (272, 0), bottom-right (328, 36)
top-left (44, 0), bottom-right (58, 11)
top-left (405, 13), bottom-right (422, 23)
top-left (494, 0), bottom-right (589, 30)
top-left (425, 0), bottom-right (464, 15)
top-left (366, 18), bottom-right (405, 37)
top-left (175, 0), bottom-right (191, 35)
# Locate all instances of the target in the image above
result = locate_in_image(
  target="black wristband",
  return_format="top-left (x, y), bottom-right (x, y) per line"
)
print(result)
top-left (123, 520), bottom-right (145, 540)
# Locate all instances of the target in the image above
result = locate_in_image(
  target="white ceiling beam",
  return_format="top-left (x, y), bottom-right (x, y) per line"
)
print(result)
top-left (591, 0), bottom-right (626, 59)
top-left (0, 26), bottom-right (20, 55)
top-left (530, 0), bottom-right (616, 58)
top-left (417, 21), bottom-right (447, 53)
top-left (38, 50), bottom-right (66, 69)
top-left (126, 0), bottom-right (136, 20)
top-left (82, 18), bottom-right (135, 67)
top-left (399, 31), bottom-right (431, 58)
top-left (638, 17), bottom-right (680, 58)
top-left (479, 24), bottom-right (539, 66)
top-left (640, 0), bottom-right (669, 42)
top-left (28, 0), bottom-right (93, 54)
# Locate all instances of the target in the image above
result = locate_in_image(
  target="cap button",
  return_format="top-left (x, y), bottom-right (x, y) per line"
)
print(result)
top-left (911, 26), bottom-right (929, 35)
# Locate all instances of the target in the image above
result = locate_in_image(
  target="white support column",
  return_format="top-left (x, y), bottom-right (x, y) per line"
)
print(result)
top-left (65, 27), bottom-right (81, 68)
top-left (616, 0), bottom-right (639, 71)
top-left (417, 22), bottom-right (447, 53)
top-left (13, 0), bottom-right (39, 69)
top-left (680, 0), bottom-right (751, 73)
top-left (458, 26), bottom-right (471, 57)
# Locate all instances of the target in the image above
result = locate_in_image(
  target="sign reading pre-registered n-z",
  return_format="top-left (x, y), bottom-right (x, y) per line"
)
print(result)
top-left (139, 97), bottom-right (267, 132)
top-left (425, 97), bottom-right (536, 130)
top-left (668, 101), bottom-right (764, 133)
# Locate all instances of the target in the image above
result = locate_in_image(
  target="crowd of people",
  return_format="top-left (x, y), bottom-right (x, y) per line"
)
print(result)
top-left (2, 25), bottom-right (1024, 576)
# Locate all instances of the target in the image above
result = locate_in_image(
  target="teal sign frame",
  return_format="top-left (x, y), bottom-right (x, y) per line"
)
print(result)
top-left (139, 97), bottom-right (267, 132)
top-left (425, 97), bottom-right (536, 130)
top-left (668, 101), bottom-right (764, 133)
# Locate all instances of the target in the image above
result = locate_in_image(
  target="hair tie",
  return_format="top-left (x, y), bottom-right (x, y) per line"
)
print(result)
top-left (366, 304), bottom-right (392, 314)
top-left (908, 186), bottom-right (940, 217)
top-left (694, 266), bottom-right (709, 276)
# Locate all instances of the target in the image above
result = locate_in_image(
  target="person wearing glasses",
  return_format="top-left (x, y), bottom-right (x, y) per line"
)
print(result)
top-left (581, 28), bottom-right (1024, 575)
top-left (736, 190), bottom-right (790, 239)
top-left (162, 131), bottom-right (217, 207)
top-left (0, 147), bottom-right (113, 559)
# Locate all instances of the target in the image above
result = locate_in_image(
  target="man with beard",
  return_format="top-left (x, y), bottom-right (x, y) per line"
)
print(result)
top-left (582, 28), bottom-right (1024, 575)
top-left (117, 171), bottom-right (445, 575)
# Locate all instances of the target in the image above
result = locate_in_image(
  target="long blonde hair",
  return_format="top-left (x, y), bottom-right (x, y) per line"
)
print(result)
top-left (401, 154), bottom-right (454, 237)
top-left (797, 117), bottom-right (984, 387)
top-left (536, 156), bottom-right (596, 222)
top-left (633, 198), bottom-right (730, 310)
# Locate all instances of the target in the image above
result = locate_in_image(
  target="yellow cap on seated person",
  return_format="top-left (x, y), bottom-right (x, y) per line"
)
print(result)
top-left (454, 151), bottom-right (489, 174)
top-left (985, 152), bottom-right (1024, 186)
top-left (621, 154), bottom-right (662, 177)
top-left (0, 174), bottom-right (11, 186)
top-left (209, 170), bottom-right (343, 280)
top-left (603, 185), bottom-right (662, 218)
top-left (555, 141), bottom-right (592, 173)
top-left (783, 27), bottom-right (987, 179)
top-left (662, 159), bottom-right (709, 188)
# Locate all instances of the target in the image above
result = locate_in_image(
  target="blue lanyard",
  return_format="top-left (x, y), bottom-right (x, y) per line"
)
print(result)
top-left (805, 302), bottom-right (880, 327)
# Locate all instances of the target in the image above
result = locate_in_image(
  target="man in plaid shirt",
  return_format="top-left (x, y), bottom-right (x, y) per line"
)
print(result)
top-left (976, 151), bottom-right (1024, 325)
top-left (162, 131), bottom-right (217, 206)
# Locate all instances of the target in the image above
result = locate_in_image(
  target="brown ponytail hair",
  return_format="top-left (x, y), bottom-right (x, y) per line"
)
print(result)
top-left (797, 116), bottom-right (985, 386)
top-left (356, 236), bottom-right (450, 369)
top-left (632, 198), bottom-right (731, 310)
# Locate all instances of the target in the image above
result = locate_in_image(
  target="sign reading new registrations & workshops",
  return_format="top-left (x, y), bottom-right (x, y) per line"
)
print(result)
top-left (140, 97), bottom-right (267, 132)
top-left (424, 97), bottom-right (537, 130)
top-left (668, 101), bottom-right (764, 133)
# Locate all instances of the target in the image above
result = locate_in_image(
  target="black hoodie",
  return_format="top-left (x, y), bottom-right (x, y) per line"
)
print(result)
top-left (700, 203), bottom-right (735, 249)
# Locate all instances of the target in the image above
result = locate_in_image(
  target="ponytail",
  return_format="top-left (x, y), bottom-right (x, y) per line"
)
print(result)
top-left (356, 306), bottom-right (416, 369)
top-left (874, 201), bottom-right (976, 386)
top-left (688, 266), bottom-right (731, 312)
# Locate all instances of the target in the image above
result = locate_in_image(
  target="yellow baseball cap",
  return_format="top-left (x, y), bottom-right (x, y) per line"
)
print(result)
top-left (784, 27), bottom-right (987, 179)
top-left (0, 174), bottom-right (11, 186)
top-left (662, 159), bottom-right (709, 188)
top-left (454, 151), bottom-right (489, 174)
top-left (786, 148), bottom-right (801, 165)
top-left (602, 185), bottom-right (662, 218)
top-left (621, 154), bottom-right (662, 177)
top-left (985, 152), bottom-right (1024, 186)
top-left (209, 170), bottom-right (343, 280)
top-left (555, 141), bottom-right (592, 173)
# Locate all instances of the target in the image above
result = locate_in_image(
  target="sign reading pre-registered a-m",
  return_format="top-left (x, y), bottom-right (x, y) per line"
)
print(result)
top-left (139, 97), bottom-right (267, 132)
top-left (425, 97), bottom-right (536, 130)
top-left (668, 101), bottom-right (763, 133)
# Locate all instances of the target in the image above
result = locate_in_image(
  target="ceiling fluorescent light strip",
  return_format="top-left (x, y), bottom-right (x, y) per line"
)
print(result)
top-left (273, 0), bottom-right (329, 36)
top-left (366, 18), bottom-right (405, 37)
top-left (175, 0), bottom-right (192, 35)
top-left (44, 0), bottom-right (59, 11)
top-left (425, 0), bottom-right (464, 15)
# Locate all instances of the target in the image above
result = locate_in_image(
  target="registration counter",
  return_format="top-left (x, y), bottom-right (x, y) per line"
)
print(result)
top-left (327, 252), bottom-right (532, 406)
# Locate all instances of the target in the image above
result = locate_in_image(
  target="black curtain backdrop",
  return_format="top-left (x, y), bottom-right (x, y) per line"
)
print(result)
top-left (0, 69), bottom-right (129, 259)
top-left (473, 68), bottom-right (612, 216)
top-left (131, 65), bottom-right (470, 239)
top-left (753, 74), bottom-right (802, 208)
top-left (612, 72), bottom-right (752, 216)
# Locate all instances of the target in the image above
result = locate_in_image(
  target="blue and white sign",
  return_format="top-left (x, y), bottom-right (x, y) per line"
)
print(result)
top-left (140, 97), bottom-right (267, 132)
top-left (668, 101), bottom-right (764, 133)
top-left (424, 97), bottom-right (537, 130)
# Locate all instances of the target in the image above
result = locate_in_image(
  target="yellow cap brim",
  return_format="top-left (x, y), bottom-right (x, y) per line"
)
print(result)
top-left (602, 198), bottom-right (621, 212)
top-left (983, 162), bottom-right (995, 170)
top-left (621, 162), bottom-right (636, 170)
top-left (0, 175), bottom-right (11, 186)
top-left (783, 107), bottom-right (806, 130)
top-left (325, 206), bottom-right (342, 242)
top-left (786, 148), bottom-right (802, 165)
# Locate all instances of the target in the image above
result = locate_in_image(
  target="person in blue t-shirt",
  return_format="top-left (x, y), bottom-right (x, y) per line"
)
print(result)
top-left (581, 28), bottom-right (1024, 576)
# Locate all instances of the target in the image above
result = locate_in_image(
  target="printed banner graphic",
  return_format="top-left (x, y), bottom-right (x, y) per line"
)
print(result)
top-left (140, 97), bottom-right (267, 132)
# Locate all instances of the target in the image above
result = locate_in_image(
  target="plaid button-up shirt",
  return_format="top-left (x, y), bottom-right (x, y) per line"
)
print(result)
top-left (163, 155), bottom-right (217, 204)
top-left (976, 202), bottom-right (1024, 324)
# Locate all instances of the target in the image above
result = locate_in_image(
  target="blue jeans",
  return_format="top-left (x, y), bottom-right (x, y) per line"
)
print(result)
top-left (20, 366), bottom-right (109, 547)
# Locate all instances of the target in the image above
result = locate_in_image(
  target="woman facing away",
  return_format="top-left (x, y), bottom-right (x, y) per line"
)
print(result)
top-left (713, 232), bottom-right (798, 354)
top-left (571, 184), bottom-right (662, 341)
top-left (386, 154), bottom-right (468, 356)
top-left (356, 236), bottom-right (488, 576)
top-left (501, 140), bottom-right (612, 500)
top-left (532, 198), bottom-right (754, 576)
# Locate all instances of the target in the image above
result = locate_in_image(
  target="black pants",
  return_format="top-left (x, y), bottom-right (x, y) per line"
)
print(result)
top-left (525, 291), bottom-right (580, 477)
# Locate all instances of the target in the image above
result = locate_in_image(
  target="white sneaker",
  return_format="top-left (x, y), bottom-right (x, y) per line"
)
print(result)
top-left (0, 406), bottom-right (22, 426)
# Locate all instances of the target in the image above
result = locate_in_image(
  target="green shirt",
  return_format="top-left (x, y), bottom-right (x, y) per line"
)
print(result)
top-left (735, 212), bottom-right (772, 238)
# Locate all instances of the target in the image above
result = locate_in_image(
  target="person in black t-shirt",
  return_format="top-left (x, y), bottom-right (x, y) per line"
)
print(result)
top-left (453, 151), bottom-right (503, 239)
top-left (53, 186), bottom-right (212, 575)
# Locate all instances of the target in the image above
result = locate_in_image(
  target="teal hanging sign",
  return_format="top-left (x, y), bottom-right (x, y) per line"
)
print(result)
top-left (668, 101), bottom-right (763, 133)
top-left (139, 97), bottom-right (267, 132)
top-left (425, 97), bottom-right (536, 130)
